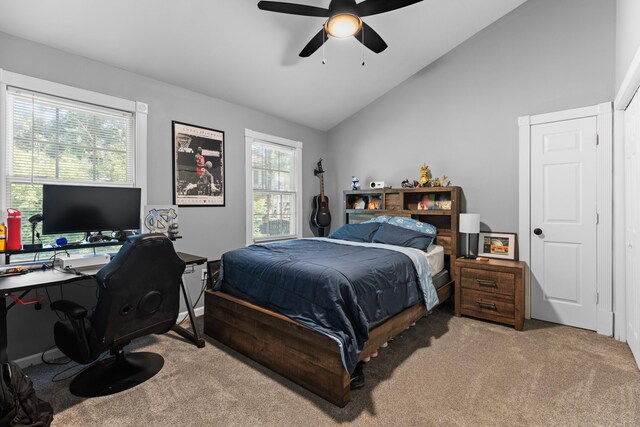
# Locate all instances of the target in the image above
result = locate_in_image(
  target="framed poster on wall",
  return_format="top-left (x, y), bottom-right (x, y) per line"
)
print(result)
top-left (172, 121), bottom-right (225, 206)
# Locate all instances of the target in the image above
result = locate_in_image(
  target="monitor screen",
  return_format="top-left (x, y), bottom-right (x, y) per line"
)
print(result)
top-left (42, 184), bottom-right (141, 235)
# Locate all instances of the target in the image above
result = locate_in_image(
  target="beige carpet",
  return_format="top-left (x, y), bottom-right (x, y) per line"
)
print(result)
top-left (25, 307), bottom-right (640, 426)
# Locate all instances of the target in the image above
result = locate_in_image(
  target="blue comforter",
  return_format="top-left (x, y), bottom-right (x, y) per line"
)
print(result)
top-left (215, 238), bottom-right (438, 373)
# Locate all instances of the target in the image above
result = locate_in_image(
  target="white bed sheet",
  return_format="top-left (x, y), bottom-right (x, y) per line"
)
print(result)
top-left (424, 244), bottom-right (445, 276)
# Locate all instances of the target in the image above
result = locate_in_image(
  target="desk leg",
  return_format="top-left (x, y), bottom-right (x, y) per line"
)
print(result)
top-left (1, 296), bottom-right (8, 364)
top-left (171, 279), bottom-right (205, 348)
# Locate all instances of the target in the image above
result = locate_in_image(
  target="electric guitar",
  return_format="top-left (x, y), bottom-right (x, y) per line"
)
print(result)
top-left (311, 159), bottom-right (331, 228)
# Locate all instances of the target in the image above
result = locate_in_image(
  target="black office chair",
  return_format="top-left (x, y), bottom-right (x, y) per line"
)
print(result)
top-left (51, 233), bottom-right (186, 397)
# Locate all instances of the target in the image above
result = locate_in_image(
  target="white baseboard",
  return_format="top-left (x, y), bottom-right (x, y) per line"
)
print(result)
top-left (14, 305), bottom-right (205, 369)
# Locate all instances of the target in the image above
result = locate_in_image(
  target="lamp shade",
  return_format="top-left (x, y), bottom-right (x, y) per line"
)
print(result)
top-left (459, 213), bottom-right (480, 234)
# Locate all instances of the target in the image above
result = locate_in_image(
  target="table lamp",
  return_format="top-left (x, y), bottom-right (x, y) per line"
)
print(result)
top-left (459, 213), bottom-right (480, 259)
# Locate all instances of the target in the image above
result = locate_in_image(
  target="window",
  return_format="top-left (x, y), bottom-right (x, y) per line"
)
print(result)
top-left (0, 69), bottom-right (147, 248)
top-left (245, 130), bottom-right (302, 244)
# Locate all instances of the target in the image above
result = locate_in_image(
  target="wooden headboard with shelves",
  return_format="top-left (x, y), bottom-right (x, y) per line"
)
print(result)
top-left (343, 186), bottom-right (461, 280)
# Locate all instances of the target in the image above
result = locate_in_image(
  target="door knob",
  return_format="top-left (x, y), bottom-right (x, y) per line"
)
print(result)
top-left (533, 228), bottom-right (543, 235)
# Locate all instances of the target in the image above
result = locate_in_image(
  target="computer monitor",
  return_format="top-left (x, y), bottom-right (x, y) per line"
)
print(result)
top-left (42, 184), bottom-right (141, 235)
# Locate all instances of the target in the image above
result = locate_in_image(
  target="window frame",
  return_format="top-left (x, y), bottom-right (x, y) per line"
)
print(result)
top-left (0, 69), bottom-right (148, 241)
top-left (245, 129), bottom-right (303, 245)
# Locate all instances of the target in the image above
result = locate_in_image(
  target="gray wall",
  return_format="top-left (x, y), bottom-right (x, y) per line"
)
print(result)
top-left (616, 0), bottom-right (640, 91)
top-left (0, 31), bottom-right (328, 360)
top-left (327, 0), bottom-right (615, 239)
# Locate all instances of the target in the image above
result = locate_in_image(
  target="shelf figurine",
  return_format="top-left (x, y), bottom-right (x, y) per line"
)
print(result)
top-left (351, 176), bottom-right (360, 190)
top-left (432, 175), bottom-right (450, 187)
top-left (419, 163), bottom-right (431, 187)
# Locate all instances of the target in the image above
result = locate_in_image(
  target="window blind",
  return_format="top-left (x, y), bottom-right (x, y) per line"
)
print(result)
top-left (251, 140), bottom-right (298, 241)
top-left (4, 87), bottom-right (136, 243)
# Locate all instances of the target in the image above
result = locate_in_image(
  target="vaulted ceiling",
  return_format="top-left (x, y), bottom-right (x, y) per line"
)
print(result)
top-left (0, 0), bottom-right (526, 130)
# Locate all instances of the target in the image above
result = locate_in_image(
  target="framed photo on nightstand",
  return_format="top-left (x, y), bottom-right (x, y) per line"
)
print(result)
top-left (478, 232), bottom-right (517, 260)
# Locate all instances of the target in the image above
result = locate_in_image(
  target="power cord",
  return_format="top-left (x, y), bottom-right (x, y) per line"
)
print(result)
top-left (177, 276), bottom-right (207, 326)
top-left (44, 286), bottom-right (66, 322)
top-left (51, 352), bottom-right (109, 383)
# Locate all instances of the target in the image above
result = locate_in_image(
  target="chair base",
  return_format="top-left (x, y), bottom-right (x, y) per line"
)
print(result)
top-left (70, 351), bottom-right (164, 397)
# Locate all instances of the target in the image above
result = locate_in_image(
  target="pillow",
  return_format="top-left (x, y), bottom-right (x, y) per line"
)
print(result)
top-left (363, 215), bottom-right (391, 224)
top-left (372, 223), bottom-right (434, 250)
top-left (328, 222), bottom-right (381, 243)
top-left (388, 216), bottom-right (437, 237)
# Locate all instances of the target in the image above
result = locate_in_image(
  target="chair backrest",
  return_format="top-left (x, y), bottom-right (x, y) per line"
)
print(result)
top-left (93, 233), bottom-right (186, 348)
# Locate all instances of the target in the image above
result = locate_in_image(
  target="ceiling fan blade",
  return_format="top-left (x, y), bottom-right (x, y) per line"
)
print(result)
top-left (258, 1), bottom-right (330, 17)
top-left (355, 22), bottom-right (388, 54)
top-left (299, 28), bottom-right (329, 57)
top-left (357, 0), bottom-right (423, 17)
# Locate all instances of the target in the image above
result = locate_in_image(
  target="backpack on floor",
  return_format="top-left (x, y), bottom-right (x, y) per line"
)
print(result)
top-left (0, 362), bottom-right (53, 427)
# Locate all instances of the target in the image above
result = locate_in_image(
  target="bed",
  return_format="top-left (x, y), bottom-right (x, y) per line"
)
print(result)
top-left (204, 189), bottom-right (460, 407)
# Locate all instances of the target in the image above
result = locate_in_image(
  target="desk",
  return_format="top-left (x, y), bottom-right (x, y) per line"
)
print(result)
top-left (1, 240), bottom-right (124, 265)
top-left (0, 252), bottom-right (207, 364)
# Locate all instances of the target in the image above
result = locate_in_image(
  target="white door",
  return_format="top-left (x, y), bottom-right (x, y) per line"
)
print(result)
top-left (625, 90), bottom-right (640, 367)
top-left (530, 117), bottom-right (598, 330)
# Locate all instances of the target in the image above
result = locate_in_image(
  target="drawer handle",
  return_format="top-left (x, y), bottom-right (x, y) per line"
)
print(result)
top-left (476, 300), bottom-right (497, 310)
top-left (477, 279), bottom-right (497, 288)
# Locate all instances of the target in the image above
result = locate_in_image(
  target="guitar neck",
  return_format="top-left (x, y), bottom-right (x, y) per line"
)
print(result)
top-left (320, 174), bottom-right (325, 200)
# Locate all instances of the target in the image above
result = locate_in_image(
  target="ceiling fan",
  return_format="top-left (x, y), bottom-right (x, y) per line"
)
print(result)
top-left (258, 0), bottom-right (424, 57)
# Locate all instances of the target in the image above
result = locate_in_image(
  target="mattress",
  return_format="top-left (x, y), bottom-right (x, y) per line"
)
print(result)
top-left (424, 244), bottom-right (445, 276)
top-left (432, 269), bottom-right (450, 290)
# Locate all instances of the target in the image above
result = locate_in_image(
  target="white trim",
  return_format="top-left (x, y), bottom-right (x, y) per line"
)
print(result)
top-left (518, 103), bottom-right (614, 335)
top-left (245, 129), bottom-right (303, 246)
top-left (245, 129), bottom-right (303, 150)
top-left (13, 306), bottom-right (205, 369)
top-left (615, 44), bottom-right (640, 110)
top-left (135, 102), bottom-right (149, 213)
top-left (528, 105), bottom-right (602, 126)
top-left (596, 104), bottom-right (614, 336)
top-left (245, 136), bottom-right (253, 246)
top-left (0, 69), bottom-right (148, 225)
top-left (0, 72), bottom-right (7, 226)
top-left (0, 69), bottom-right (135, 112)
top-left (613, 110), bottom-right (626, 341)
top-left (518, 115), bottom-right (531, 319)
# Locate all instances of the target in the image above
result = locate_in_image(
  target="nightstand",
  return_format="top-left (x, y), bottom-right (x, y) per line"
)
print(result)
top-left (455, 257), bottom-right (525, 330)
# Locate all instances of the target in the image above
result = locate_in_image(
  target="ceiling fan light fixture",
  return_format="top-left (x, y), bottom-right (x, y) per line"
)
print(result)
top-left (324, 13), bottom-right (362, 38)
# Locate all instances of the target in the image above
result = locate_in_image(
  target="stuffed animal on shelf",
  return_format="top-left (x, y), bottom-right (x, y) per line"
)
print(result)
top-left (401, 179), bottom-right (413, 188)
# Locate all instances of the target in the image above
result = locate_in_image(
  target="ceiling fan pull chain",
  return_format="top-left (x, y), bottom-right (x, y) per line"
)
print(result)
top-left (322, 27), bottom-right (326, 65)
top-left (361, 27), bottom-right (365, 66)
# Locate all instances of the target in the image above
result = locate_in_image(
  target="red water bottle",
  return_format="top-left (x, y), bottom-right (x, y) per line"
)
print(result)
top-left (6, 208), bottom-right (22, 250)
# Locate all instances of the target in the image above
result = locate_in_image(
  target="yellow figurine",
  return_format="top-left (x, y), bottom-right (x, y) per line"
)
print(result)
top-left (432, 175), bottom-right (450, 187)
top-left (419, 163), bottom-right (431, 187)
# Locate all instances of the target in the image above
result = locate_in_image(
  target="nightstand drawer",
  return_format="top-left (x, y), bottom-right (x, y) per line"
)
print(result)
top-left (460, 288), bottom-right (515, 320)
top-left (460, 267), bottom-right (515, 296)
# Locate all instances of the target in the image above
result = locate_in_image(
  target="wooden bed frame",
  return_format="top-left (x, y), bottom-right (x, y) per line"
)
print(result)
top-left (204, 282), bottom-right (452, 407)
top-left (204, 186), bottom-right (461, 407)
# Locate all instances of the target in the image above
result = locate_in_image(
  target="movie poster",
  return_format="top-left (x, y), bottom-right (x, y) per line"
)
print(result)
top-left (172, 121), bottom-right (225, 206)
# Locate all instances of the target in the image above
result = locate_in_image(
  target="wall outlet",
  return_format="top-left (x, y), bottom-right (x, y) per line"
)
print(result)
top-left (201, 268), bottom-right (208, 281)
